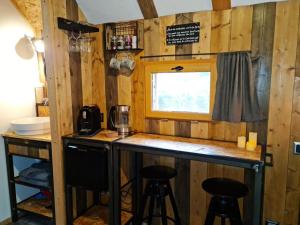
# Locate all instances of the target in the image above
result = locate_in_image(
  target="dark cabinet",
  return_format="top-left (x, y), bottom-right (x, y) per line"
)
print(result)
top-left (65, 143), bottom-right (108, 190)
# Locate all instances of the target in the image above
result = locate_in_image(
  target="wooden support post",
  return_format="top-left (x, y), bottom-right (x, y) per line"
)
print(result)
top-left (41, 0), bottom-right (83, 224)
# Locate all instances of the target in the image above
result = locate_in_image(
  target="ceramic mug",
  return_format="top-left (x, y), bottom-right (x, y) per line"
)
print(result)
top-left (109, 57), bottom-right (121, 70)
top-left (120, 58), bottom-right (136, 71)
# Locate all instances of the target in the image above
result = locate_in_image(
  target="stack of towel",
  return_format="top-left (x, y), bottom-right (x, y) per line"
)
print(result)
top-left (19, 162), bottom-right (51, 188)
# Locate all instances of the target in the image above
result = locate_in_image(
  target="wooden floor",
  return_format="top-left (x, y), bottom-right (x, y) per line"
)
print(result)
top-left (73, 205), bottom-right (132, 225)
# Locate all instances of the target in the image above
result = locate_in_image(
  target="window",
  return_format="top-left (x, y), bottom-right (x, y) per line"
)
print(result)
top-left (145, 59), bottom-right (216, 121)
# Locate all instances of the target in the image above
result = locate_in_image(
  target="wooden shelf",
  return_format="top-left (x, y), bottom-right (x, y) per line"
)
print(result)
top-left (57, 17), bottom-right (99, 33)
top-left (12, 176), bottom-right (51, 190)
top-left (105, 21), bottom-right (144, 51)
top-left (106, 48), bottom-right (144, 52)
top-left (73, 205), bottom-right (132, 225)
top-left (17, 193), bottom-right (53, 219)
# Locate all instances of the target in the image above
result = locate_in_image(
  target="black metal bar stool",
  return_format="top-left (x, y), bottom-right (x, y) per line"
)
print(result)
top-left (137, 165), bottom-right (181, 225)
top-left (202, 178), bottom-right (248, 225)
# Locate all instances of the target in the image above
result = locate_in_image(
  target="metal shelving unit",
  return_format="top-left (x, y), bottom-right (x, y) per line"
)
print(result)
top-left (3, 136), bottom-right (55, 224)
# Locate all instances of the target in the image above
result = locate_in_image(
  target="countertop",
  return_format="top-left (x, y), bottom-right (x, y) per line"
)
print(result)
top-left (116, 133), bottom-right (263, 163)
top-left (2, 131), bottom-right (263, 163)
top-left (64, 130), bottom-right (122, 143)
top-left (2, 131), bottom-right (52, 143)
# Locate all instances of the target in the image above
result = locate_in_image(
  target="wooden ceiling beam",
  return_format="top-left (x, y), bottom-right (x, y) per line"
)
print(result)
top-left (10, 0), bottom-right (43, 32)
top-left (212, 0), bottom-right (231, 11)
top-left (10, 0), bottom-right (28, 21)
top-left (137, 0), bottom-right (158, 19)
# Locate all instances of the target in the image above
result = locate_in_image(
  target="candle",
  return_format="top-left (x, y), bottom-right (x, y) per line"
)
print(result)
top-left (237, 136), bottom-right (246, 148)
top-left (249, 132), bottom-right (258, 147)
top-left (246, 141), bottom-right (256, 151)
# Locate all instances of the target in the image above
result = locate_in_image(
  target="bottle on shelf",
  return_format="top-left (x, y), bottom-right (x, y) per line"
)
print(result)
top-left (117, 36), bottom-right (124, 50)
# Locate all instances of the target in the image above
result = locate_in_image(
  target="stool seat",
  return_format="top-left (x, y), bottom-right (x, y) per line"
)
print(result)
top-left (202, 178), bottom-right (248, 225)
top-left (141, 165), bottom-right (177, 180)
top-left (202, 178), bottom-right (248, 198)
top-left (138, 165), bottom-right (181, 225)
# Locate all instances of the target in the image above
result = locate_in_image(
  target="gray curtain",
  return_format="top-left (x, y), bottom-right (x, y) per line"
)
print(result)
top-left (212, 52), bottom-right (265, 122)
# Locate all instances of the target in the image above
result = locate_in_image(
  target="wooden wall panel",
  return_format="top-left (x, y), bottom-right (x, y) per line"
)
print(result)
top-left (192, 12), bottom-right (211, 59)
top-left (173, 14), bottom-right (193, 225)
top-left (80, 23), bottom-right (107, 128)
top-left (247, 3), bottom-right (276, 145)
top-left (285, 77), bottom-right (300, 225)
top-left (157, 14), bottom-right (176, 175)
top-left (296, 12), bottom-right (300, 78)
top-left (91, 25), bottom-right (107, 128)
top-left (211, 9), bottom-right (231, 53)
top-left (143, 18), bottom-right (162, 168)
top-left (264, 0), bottom-right (300, 223)
top-left (208, 8), bottom-right (232, 185)
top-left (229, 6), bottom-right (253, 51)
top-left (159, 15), bottom-right (176, 61)
top-left (79, 9), bottom-right (93, 106)
top-left (131, 52), bottom-right (145, 132)
top-left (75, 1), bottom-right (300, 224)
top-left (66, 0), bottom-right (83, 132)
top-left (223, 5), bottom-right (253, 186)
top-left (284, 2), bottom-right (300, 224)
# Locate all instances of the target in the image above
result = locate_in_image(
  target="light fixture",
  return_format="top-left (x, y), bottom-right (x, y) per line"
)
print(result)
top-left (25, 35), bottom-right (45, 53)
top-left (32, 39), bottom-right (45, 53)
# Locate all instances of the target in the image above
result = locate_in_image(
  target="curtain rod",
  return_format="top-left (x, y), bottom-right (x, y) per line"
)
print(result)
top-left (140, 51), bottom-right (252, 59)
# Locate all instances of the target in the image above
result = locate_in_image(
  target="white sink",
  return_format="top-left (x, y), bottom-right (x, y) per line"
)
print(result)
top-left (11, 117), bottom-right (50, 135)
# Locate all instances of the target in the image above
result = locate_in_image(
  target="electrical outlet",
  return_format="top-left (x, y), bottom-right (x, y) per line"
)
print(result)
top-left (294, 142), bottom-right (300, 155)
top-left (266, 219), bottom-right (279, 225)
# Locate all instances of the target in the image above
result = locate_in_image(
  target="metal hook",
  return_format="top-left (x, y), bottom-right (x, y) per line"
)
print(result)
top-left (171, 66), bottom-right (184, 72)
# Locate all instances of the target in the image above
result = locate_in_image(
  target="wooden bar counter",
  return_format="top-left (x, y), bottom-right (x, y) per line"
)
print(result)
top-left (113, 133), bottom-right (266, 225)
top-left (116, 133), bottom-right (263, 166)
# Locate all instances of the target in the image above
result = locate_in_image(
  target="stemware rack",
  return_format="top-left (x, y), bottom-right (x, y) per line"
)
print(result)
top-left (57, 17), bottom-right (99, 33)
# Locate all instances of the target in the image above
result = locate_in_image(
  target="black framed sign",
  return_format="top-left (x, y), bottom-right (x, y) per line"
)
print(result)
top-left (166, 22), bottom-right (200, 45)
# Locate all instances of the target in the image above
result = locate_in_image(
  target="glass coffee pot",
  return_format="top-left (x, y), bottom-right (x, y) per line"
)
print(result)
top-left (108, 105), bottom-right (131, 136)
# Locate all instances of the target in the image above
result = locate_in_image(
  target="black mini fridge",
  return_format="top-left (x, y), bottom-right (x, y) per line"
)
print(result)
top-left (65, 143), bottom-right (108, 191)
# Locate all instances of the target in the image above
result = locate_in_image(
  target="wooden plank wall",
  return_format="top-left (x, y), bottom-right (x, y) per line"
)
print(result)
top-left (96, 1), bottom-right (300, 224)
top-left (129, 7), bottom-right (252, 225)
top-left (264, 0), bottom-right (300, 224)
top-left (42, 0), bottom-right (300, 224)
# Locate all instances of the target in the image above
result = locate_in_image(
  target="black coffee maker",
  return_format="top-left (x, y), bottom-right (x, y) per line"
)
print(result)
top-left (77, 105), bottom-right (103, 136)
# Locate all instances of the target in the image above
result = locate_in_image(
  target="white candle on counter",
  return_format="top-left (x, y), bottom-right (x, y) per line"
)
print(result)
top-left (237, 136), bottom-right (246, 148)
top-left (249, 132), bottom-right (258, 147)
top-left (246, 141), bottom-right (256, 151)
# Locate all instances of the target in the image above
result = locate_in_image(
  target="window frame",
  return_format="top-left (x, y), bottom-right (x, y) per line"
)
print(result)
top-left (144, 59), bottom-right (217, 121)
